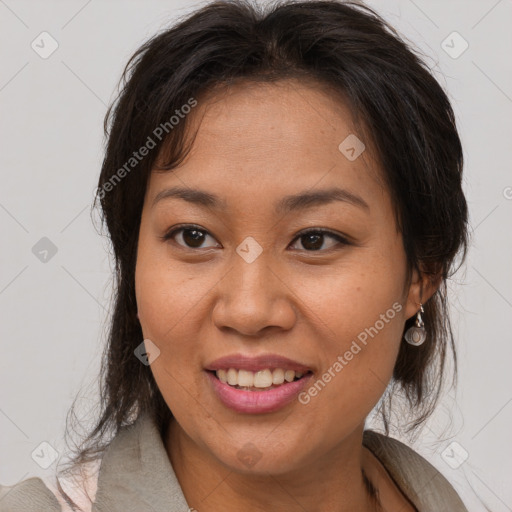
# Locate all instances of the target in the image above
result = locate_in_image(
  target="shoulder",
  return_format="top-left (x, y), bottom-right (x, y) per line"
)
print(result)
top-left (0, 458), bottom-right (101, 512)
top-left (0, 477), bottom-right (61, 512)
top-left (363, 430), bottom-right (468, 512)
top-left (0, 415), bottom-right (155, 512)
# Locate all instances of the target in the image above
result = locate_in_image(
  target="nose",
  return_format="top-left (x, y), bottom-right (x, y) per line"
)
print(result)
top-left (211, 251), bottom-right (296, 337)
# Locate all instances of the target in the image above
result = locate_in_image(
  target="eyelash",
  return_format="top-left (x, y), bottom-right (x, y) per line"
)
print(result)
top-left (160, 224), bottom-right (350, 252)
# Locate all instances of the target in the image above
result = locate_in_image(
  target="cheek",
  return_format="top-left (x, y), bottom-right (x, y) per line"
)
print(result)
top-left (298, 299), bottom-right (404, 437)
top-left (135, 231), bottom-right (205, 338)
top-left (134, 233), bottom-right (224, 408)
top-left (134, 239), bottom-right (194, 378)
top-left (295, 251), bottom-right (406, 421)
top-left (135, 256), bottom-right (204, 418)
top-left (296, 256), bottom-right (405, 351)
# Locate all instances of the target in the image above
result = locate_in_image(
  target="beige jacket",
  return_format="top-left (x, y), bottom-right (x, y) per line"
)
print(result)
top-left (0, 413), bottom-right (468, 511)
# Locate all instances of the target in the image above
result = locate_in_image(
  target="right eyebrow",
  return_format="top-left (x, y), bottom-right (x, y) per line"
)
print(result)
top-left (152, 186), bottom-right (227, 210)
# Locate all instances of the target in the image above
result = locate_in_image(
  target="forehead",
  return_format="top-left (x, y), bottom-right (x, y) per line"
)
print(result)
top-left (148, 79), bottom-right (386, 210)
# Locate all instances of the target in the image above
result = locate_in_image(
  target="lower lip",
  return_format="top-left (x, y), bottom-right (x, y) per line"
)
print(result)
top-left (205, 370), bottom-right (313, 414)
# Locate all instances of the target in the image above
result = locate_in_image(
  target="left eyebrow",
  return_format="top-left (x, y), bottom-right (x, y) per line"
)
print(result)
top-left (275, 187), bottom-right (370, 214)
top-left (152, 186), bottom-right (369, 213)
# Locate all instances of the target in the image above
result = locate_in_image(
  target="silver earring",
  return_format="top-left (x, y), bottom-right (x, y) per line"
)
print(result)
top-left (404, 303), bottom-right (426, 346)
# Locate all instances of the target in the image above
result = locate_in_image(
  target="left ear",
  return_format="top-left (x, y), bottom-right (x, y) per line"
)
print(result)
top-left (404, 264), bottom-right (443, 320)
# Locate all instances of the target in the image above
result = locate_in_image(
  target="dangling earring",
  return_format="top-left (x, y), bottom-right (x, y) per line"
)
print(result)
top-left (404, 303), bottom-right (426, 346)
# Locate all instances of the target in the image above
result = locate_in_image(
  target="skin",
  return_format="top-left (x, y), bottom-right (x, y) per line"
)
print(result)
top-left (135, 79), bottom-right (439, 511)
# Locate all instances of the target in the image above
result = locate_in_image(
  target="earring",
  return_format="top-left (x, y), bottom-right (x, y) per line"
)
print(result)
top-left (404, 303), bottom-right (426, 346)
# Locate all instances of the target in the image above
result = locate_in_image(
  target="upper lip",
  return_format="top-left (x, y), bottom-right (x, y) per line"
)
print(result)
top-left (205, 353), bottom-right (313, 373)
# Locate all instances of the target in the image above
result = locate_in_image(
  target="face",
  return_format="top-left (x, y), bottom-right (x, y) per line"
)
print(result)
top-left (135, 79), bottom-right (422, 475)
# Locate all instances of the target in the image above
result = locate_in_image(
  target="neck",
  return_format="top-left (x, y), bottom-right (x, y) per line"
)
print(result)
top-left (362, 466), bottom-right (381, 510)
top-left (165, 418), bottom-right (380, 512)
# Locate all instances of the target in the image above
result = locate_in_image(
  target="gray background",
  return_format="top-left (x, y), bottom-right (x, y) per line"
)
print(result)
top-left (1, 0), bottom-right (511, 510)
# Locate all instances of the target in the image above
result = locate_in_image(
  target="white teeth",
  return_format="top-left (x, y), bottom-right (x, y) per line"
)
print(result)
top-left (214, 368), bottom-right (306, 388)
top-left (272, 368), bottom-right (285, 385)
top-left (284, 370), bottom-right (295, 382)
top-left (253, 369), bottom-right (273, 388)
top-left (227, 368), bottom-right (238, 386)
top-left (238, 369), bottom-right (254, 387)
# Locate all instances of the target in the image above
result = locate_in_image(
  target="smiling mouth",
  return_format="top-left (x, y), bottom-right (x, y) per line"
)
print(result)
top-left (207, 368), bottom-right (313, 391)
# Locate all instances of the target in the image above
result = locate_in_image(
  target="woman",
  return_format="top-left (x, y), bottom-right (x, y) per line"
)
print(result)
top-left (0, 0), bottom-right (470, 510)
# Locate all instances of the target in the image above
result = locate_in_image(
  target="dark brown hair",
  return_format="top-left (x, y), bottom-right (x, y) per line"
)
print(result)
top-left (57, 0), bottom-right (469, 501)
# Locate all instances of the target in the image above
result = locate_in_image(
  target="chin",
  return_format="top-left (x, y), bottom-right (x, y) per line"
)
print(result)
top-left (208, 436), bottom-right (312, 476)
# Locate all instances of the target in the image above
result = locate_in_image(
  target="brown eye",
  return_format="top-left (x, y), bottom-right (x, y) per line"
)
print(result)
top-left (181, 228), bottom-right (207, 248)
top-left (163, 226), bottom-right (219, 249)
top-left (290, 229), bottom-right (349, 252)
